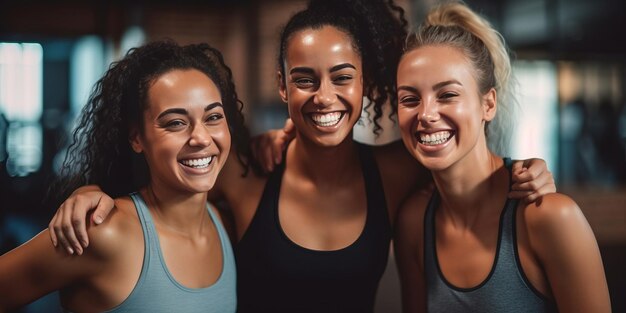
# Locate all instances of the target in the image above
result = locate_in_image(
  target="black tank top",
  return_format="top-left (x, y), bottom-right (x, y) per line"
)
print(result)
top-left (423, 158), bottom-right (556, 312)
top-left (235, 143), bottom-right (391, 313)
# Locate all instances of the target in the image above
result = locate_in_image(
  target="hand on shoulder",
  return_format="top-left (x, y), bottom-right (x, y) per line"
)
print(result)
top-left (84, 196), bottom-right (141, 260)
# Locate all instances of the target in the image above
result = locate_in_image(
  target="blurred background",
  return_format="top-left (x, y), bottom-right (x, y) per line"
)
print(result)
top-left (0, 0), bottom-right (624, 312)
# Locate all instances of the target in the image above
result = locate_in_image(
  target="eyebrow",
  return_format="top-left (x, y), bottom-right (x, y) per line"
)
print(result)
top-left (289, 67), bottom-right (315, 75)
top-left (433, 80), bottom-right (463, 90)
top-left (397, 80), bottom-right (463, 93)
top-left (156, 102), bottom-right (223, 119)
top-left (397, 85), bottom-right (418, 93)
top-left (329, 63), bottom-right (356, 72)
top-left (288, 63), bottom-right (356, 75)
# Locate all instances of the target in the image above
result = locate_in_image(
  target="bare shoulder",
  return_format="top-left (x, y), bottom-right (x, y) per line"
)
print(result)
top-left (521, 193), bottom-right (585, 232)
top-left (85, 196), bottom-right (142, 260)
top-left (519, 193), bottom-right (595, 257)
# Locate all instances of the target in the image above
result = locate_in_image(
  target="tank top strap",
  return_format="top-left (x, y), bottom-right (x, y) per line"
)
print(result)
top-left (423, 188), bottom-right (440, 287)
top-left (205, 202), bottom-right (236, 279)
top-left (356, 143), bottom-right (390, 234)
top-left (495, 158), bottom-right (519, 274)
top-left (126, 192), bottom-right (157, 300)
top-left (129, 192), bottom-right (159, 255)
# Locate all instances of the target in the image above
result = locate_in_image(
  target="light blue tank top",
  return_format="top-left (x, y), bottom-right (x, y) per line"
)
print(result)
top-left (103, 192), bottom-right (237, 313)
top-left (424, 158), bottom-right (556, 312)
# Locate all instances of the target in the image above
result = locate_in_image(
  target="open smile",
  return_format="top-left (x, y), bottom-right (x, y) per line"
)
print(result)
top-left (308, 111), bottom-right (345, 127)
top-left (415, 130), bottom-right (455, 146)
top-left (179, 156), bottom-right (215, 169)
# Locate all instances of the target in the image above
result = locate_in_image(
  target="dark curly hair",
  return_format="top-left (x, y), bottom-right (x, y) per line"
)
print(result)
top-left (57, 40), bottom-right (252, 199)
top-left (278, 0), bottom-right (408, 135)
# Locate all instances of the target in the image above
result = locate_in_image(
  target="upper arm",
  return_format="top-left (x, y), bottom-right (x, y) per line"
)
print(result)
top-left (0, 229), bottom-right (100, 309)
top-left (393, 190), bottom-right (430, 313)
top-left (525, 194), bottom-right (611, 312)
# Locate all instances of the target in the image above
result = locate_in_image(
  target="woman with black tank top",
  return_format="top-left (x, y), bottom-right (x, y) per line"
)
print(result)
top-left (394, 3), bottom-right (611, 312)
top-left (47, 1), bottom-right (556, 311)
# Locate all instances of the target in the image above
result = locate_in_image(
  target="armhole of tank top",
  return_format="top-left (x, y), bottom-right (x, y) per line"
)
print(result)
top-left (103, 192), bottom-right (151, 312)
top-left (358, 143), bottom-right (391, 232)
top-left (206, 203), bottom-right (232, 287)
top-left (511, 200), bottom-right (554, 302)
top-left (236, 160), bottom-right (283, 246)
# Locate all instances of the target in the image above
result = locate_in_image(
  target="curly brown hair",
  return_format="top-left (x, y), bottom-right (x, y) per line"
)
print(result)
top-left (58, 40), bottom-right (253, 199)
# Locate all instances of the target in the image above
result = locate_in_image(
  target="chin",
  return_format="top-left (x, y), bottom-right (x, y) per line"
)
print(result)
top-left (416, 155), bottom-right (453, 172)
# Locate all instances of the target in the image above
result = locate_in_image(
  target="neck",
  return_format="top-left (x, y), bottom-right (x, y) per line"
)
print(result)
top-left (287, 132), bottom-right (361, 186)
top-left (431, 141), bottom-right (507, 227)
top-left (142, 183), bottom-right (209, 237)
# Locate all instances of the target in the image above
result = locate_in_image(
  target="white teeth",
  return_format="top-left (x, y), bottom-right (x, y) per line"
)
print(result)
top-left (310, 112), bottom-right (343, 127)
top-left (180, 156), bottom-right (213, 168)
top-left (419, 131), bottom-right (451, 145)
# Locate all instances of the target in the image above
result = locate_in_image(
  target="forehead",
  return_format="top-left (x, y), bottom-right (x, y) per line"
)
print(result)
top-left (397, 45), bottom-right (475, 85)
top-left (284, 26), bottom-right (360, 68)
top-left (148, 69), bottom-right (221, 109)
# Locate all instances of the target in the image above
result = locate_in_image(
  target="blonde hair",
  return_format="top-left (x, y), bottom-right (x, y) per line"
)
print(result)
top-left (404, 1), bottom-right (517, 155)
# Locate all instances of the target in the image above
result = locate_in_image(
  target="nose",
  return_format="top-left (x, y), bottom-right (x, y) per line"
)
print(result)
top-left (313, 78), bottom-right (337, 107)
top-left (418, 97), bottom-right (439, 123)
top-left (188, 124), bottom-right (212, 147)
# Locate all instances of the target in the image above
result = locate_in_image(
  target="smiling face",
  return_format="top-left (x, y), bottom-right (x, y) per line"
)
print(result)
top-left (131, 69), bottom-right (231, 194)
top-left (279, 25), bottom-right (363, 147)
top-left (397, 45), bottom-right (496, 171)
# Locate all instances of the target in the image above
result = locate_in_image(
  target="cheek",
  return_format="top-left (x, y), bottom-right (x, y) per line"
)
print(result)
top-left (397, 107), bottom-right (417, 131)
top-left (215, 124), bottom-right (232, 151)
top-left (340, 85), bottom-right (363, 116)
top-left (452, 105), bottom-right (482, 128)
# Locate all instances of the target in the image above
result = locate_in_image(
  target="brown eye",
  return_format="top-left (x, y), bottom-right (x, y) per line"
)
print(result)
top-left (165, 120), bottom-right (186, 128)
top-left (294, 78), bottom-right (315, 88)
top-left (334, 75), bottom-right (352, 84)
top-left (206, 113), bottom-right (224, 122)
top-left (399, 95), bottom-right (420, 107)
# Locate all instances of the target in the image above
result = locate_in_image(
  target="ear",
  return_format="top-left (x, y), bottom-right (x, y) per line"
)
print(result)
top-left (277, 71), bottom-right (288, 103)
top-left (482, 88), bottom-right (497, 122)
top-left (129, 127), bottom-right (143, 153)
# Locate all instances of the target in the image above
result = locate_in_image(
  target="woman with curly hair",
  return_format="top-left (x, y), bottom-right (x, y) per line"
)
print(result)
top-left (47, 0), bottom-right (554, 311)
top-left (394, 2), bottom-right (610, 312)
top-left (0, 40), bottom-right (243, 312)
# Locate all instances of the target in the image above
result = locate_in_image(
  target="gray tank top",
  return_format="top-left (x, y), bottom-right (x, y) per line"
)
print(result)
top-left (424, 158), bottom-right (556, 312)
top-left (103, 192), bottom-right (237, 313)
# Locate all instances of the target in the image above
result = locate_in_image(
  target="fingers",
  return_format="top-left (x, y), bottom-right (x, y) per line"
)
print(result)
top-left (264, 136), bottom-right (276, 172)
top-left (47, 188), bottom-right (114, 256)
top-left (272, 135), bottom-right (284, 166)
top-left (62, 197), bottom-right (84, 255)
top-left (512, 168), bottom-right (555, 194)
top-left (511, 160), bottom-right (524, 178)
top-left (512, 158), bottom-right (547, 182)
top-left (513, 183), bottom-right (553, 205)
top-left (282, 118), bottom-right (295, 134)
top-left (93, 194), bottom-right (114, 225)
top-left (510, 159), bottom-right (556, 204)
top-left (48, 210), bottom-right (60, 247)
top-left (507, 190), bottom-right (533, 200)
top-left (51, 198), bottom-right (76, 255)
